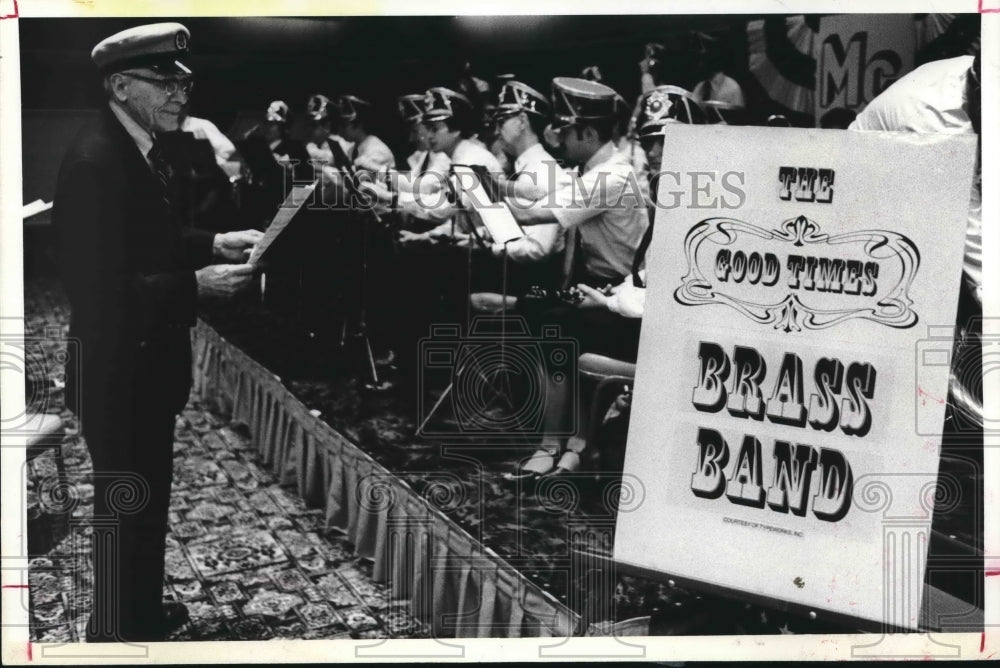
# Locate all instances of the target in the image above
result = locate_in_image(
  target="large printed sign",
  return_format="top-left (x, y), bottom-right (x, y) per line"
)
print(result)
top-left (614, 126), bottom-right (976, 629)
top-left (815, 14), bottom-right (915, 125)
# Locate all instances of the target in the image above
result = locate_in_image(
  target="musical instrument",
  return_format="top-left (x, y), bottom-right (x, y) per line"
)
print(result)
top-left (521, 283), bottom-right (615, 307)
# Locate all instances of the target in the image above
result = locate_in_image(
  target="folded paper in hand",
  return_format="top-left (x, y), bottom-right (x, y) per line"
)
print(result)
top-left (247, 181), bottom-right (317, 266)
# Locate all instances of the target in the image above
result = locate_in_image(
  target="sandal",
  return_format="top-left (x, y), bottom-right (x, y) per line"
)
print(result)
top-left (543, 451), bottom-right (581, 478)
top-left (503, 447), bottom-right (557, 482)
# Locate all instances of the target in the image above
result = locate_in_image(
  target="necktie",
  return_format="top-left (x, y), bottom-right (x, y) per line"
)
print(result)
top-left (561, 226), bottom-right (581, 289)
top-left (330, 141), bottom-right (352, 172)
top-left (418, 150), bottom-right (431, 177)
top-left (631, 173), bottom-right (658, 287)
top-left (147, 142), bottom-right (173, 210)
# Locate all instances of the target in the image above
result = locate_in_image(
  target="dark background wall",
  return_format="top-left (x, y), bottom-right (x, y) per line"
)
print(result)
top-left (19, 15), bottom-right (756, 148)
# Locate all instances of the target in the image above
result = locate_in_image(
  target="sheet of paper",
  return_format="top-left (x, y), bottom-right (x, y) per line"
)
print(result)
top-left (22, 199), bottom-right (52, 219)
top-left (450, 164), bottom-right (524, 245)
top-left (247, 181), bottom-right (317, 266)
top-left (475, 201), bottom-right (523, 245)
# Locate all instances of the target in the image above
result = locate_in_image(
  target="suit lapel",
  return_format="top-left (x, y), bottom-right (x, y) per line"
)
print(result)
top-left (101, 106), bottom-right (160, 194)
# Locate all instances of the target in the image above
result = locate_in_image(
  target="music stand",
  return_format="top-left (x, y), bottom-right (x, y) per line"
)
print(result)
top-left (417, 166), bottom-right (524, 436)
top-left (328, 141), bottom-right (391, 392)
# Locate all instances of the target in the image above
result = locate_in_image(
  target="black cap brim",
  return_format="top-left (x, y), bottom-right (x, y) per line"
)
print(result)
top-left (106, 54), bottom-right (192, 75)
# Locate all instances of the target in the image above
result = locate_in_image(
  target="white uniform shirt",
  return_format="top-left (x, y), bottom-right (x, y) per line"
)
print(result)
top-left (551, 141), bottom-right (649, 281)
top-left (401, 138), bottom-right (502, 227)
top-left (692, 72), bottom-right (746, 107)
top-left (406, 149), bottom-right (451, 175)
top-left (399, 149), bottom-right (451, 196)
top-left (504, 142), bottom-right (572, 263)
top-left (849, 55), bottom-right (981, 305)
top-left (306, 134), bottom-right (355, 166)
top-left (352, 134), bottom-right (396, 173)
top-left (180, 116), bottom-right (237, 166)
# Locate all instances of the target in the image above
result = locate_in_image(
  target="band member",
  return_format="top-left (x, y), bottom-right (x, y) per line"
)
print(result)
top-left (305, 93), bottom-right (353, 163)
top-left (508, 85), bottom-right (705, 482)
top-left (370, 87), bottom-right (503, 237)
top-left (487, 80), bottom-right (572, 288)
top-left (397, 93), bottom-right (451, 193)
top-left (507, 77), bottom-right (648, 288)
top-left (333, 94), bottom-right (396, 174)
top-left (263, 99), bottom-right (311, 176)
top-left (395, 94), bottom-right (450, 234)
top-left (53, 22), bottom-right (261, 641)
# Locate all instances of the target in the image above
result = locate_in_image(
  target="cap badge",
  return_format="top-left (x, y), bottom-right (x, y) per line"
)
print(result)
top-left (174, 31), bottom-right (188, 51)
top-left (646, 91), bottom-right (674, 123)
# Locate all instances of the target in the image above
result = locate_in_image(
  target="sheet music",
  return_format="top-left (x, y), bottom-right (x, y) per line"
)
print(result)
top-left (22, 199), bottom-right (53, 219)
top-left (247, 181), bottom-right (317, 266)
top-left (450, 164), bottom-right (524, 245)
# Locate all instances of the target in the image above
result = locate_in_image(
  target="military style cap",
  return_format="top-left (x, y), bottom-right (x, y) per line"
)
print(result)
top-left (397, 94), bottom-right (426, 123)
top-left (306, 94), bottom-right (332, 121)
top-left (335, 95), bottom-right (372, 122)
top-left (422, 87), bottom-right (473, 123)
top-left (494, 81), bottom-right (549, 122)
top-left (266, 100), bottom-right (289, 124)
top-left (634, 85), bottom-right (708, 137)
top-left (550, 77), bottom-right (619, 130)
top-left (91, 22), bottom-right (192, 75)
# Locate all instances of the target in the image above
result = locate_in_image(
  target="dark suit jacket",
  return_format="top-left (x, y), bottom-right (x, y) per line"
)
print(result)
top-left (53, 105), bottom-right (216, 439)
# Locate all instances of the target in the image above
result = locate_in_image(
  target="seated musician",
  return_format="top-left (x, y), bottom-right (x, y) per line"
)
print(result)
top-left (395, 93), bottom-right (451, 232)
top-left (262, 100), bottom-right (313, 181)
top-left (399, 94), bottom-right (450, 177)
top-left (486, 80), bottom-right (573, 291)
top-left (305, 93), bottom-right (355, 163)
top-left (264, 100), bottom-right (309, 170)
top-left (508, 84), bottom-right (707, 482)
top-left (365, 87), bottom-right (502, 238)
top-left (506, 77), bottom-right (648, 290)
top-left (334, 94), bottom-right (396, 174)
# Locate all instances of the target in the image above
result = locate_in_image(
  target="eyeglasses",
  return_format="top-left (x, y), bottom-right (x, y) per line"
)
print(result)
top-left (491, 112), bottom-right (519, 129)
top-left (124, 73), bottom-right (194, 96)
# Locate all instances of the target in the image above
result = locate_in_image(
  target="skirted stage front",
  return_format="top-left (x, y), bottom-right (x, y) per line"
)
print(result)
top-left (191, 320), bottom-right (580, 639)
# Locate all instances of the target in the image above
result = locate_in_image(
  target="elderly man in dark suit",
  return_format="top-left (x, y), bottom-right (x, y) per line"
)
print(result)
top-left (52, 22), bottom-right (262, 642)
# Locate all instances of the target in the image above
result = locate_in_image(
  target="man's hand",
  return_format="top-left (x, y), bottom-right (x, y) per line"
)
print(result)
top-left (214, 230), bottom-right (264, 261)
top-left (427, 227), bottom-right (457, 243)
top-left (358, 180), bottom-right (392, 204)
top-left (575, 283), bottom-right (611, 310)
top-left (196, 263), bottom-right (255, 298)
top-left (398, 229), bottom-right (431, 245)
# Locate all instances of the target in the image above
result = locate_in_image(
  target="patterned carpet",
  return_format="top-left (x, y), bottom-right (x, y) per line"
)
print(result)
top-left (24, 281), bottom-right (428, 642)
